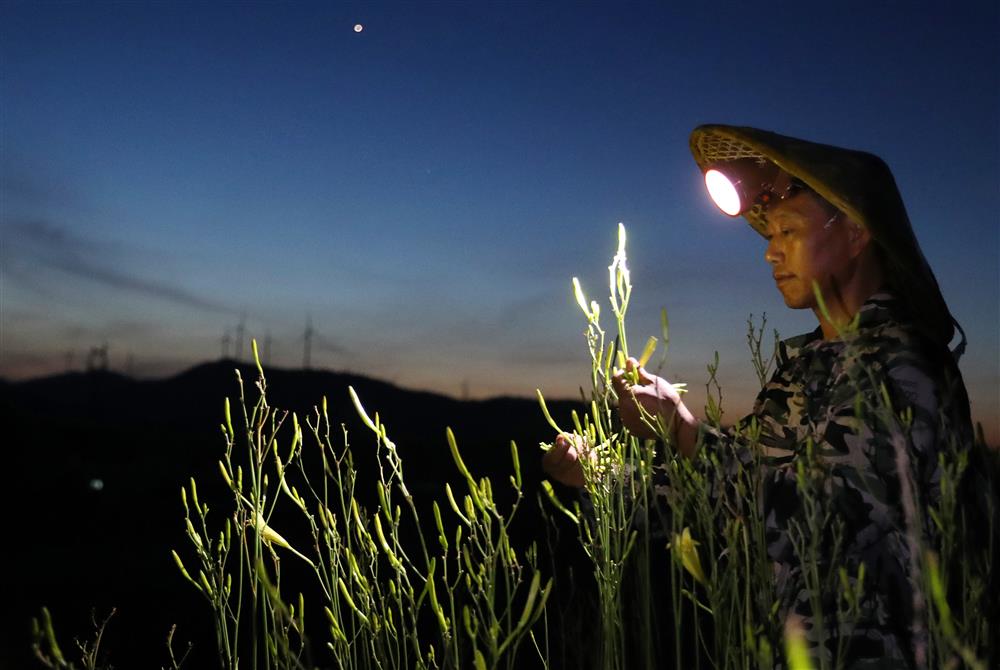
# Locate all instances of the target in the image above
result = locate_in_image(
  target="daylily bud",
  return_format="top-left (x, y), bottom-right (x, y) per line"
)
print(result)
top-left (253, 512), bottom-right (314, 566)
top-left (572, 277), bottom-right (590, 317)
top-left (669, 527), bottom-right (706, 585)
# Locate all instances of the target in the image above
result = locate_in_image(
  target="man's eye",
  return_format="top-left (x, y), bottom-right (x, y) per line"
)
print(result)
top-left (780, 229), bottom-right (792, 236)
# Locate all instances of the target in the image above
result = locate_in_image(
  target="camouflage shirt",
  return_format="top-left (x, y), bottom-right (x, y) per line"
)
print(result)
top-left (697, 292), bottom-right (973, 669)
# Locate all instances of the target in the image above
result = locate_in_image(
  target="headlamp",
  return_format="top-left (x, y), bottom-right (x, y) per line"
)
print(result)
top-left (703, 158), bottom-right (798, 217)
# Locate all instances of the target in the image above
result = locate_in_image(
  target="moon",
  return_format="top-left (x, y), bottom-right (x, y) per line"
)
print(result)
top-left (354, 24), bottom-right (363, 33)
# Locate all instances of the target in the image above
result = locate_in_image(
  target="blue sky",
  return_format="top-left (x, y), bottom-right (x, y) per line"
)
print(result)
top-left (2, 1), bottom-right (997, 442)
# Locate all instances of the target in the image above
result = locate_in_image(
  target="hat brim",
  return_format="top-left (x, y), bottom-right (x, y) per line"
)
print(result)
top-left (690, 124), bottom-right (868, 237)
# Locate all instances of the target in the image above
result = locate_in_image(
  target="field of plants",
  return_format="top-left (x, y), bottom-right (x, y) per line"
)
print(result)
top-left (32, 227), bottom-right (997, 670)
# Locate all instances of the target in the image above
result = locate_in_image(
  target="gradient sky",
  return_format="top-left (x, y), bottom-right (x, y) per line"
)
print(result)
top-left (2, 1), bottom-right (997, 442)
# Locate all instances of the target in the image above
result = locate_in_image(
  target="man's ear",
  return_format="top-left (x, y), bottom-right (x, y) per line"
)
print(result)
top-left (847, 219), bottom-right (871, 257)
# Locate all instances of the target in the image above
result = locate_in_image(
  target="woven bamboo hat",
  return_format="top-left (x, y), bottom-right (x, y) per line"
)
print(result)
top-left (688, 124), bottom-right (961, 355)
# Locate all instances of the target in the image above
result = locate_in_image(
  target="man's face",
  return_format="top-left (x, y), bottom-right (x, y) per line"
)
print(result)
top-left (763, 191), bottom-right (853, 310)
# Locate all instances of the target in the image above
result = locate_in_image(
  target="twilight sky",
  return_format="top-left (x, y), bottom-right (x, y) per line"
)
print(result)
top-left (2, 1), bottom-right (997, 442)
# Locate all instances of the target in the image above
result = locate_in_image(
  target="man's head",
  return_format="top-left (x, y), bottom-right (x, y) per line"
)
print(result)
top-left (762, 187), bottom-right (879, 313)
top-left (688, 124), bottom-right (959, 352)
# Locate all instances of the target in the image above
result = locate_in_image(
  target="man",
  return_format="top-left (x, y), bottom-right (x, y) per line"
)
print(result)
top-left (543, 126), bottom-right (988, 668)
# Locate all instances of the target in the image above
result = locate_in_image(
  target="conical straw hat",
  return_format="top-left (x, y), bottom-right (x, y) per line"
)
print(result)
top-left (689, 124), bottom-right (959, 354)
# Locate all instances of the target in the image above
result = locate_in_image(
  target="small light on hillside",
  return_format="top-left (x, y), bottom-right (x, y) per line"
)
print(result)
top-left (89, 478), bottom-right (105, 492)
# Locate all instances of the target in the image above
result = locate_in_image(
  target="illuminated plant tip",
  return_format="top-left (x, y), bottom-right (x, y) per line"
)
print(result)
top-left (573, 277), bottom-right (589, 316)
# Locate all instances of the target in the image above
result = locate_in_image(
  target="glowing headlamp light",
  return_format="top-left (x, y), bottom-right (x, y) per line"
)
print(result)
top-left (703, 158), bottom-right (798, 217)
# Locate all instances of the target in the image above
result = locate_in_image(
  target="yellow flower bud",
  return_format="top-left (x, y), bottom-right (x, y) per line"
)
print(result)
top-left (669, 527), bottom-right (706, 585)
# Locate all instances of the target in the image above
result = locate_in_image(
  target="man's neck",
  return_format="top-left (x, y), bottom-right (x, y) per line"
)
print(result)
top-left (814, 265), bottom-right (885, 339)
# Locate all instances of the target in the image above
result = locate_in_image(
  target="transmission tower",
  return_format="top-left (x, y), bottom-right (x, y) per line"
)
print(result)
top-left (303, 315), bottom-right (314, 370)
top-left (234, 313), bottom-right (246, 361)
top-left (86, 343), bottom-right (109, 371)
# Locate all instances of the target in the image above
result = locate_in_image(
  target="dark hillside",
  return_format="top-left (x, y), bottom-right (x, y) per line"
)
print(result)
top-left (3, 361), bottom-right (585, 668)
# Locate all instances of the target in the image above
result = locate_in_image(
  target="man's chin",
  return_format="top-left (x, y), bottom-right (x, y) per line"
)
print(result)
top-left (777, 288), bottom-right (812, 310)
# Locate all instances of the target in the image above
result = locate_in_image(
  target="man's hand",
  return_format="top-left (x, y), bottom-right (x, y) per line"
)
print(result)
top-left (611, 357), bottom-right (683, 440)
top-left (542, 433), bottom-right (591, 488)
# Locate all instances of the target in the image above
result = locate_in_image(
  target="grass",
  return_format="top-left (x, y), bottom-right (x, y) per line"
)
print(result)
top-left (32, 225), bottom-right (998, 669)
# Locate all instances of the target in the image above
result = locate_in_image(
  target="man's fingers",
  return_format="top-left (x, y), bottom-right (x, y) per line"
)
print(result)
top-left (548, 441), bottom-right (568, 463)
top-left (619, 357), bottom-right (658, 387)
top-left (633, 362), bottom-right (659, 385)
top-left (627, 358), bottom-right (673, 391)
top-left (611, 369), bottom-right (627, 391)
top-left (547, 434), bottom-right (580, 465)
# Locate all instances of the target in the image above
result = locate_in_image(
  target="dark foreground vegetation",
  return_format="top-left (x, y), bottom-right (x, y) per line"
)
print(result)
top-left (4, 361), bottom-right (588, 668)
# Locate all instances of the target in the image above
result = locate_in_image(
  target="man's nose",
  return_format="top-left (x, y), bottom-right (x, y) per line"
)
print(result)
top-left (764, 239), bottom-right (781, 265)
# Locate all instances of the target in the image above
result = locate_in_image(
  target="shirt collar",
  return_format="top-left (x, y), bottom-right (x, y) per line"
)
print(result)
top-left (853, 291), bottom-right (899, 330)
top-left (777, 291), bottom-right (900, 364)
